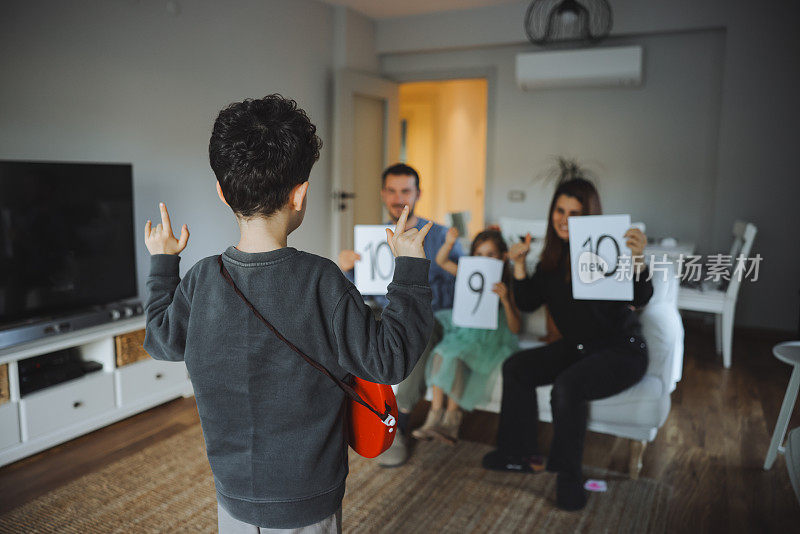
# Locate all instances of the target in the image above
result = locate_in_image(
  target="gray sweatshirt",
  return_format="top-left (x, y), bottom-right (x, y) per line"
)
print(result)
top-left (144, 246), bottom-right (433, 528)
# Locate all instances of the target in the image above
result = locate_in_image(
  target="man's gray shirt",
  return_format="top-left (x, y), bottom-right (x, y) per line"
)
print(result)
top-left (144, 246), bottom-right (433, 528)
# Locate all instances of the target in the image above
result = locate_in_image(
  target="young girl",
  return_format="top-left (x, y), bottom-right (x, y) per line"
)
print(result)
top-left (412, 228), bottom-right (521, 444)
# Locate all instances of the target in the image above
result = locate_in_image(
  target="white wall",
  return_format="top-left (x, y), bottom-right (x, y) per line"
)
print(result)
top-left (385, 31), bottom-right (724, 248)
top-left (377, 0), bottom-right (800, 332)
top-left (0, 0), bottom-right (354, 303)
top-left (333, 6), bottom-right (380, 73)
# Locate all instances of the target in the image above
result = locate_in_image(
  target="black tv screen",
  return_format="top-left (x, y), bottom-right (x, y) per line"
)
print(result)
top-left (0, 161), bottom-right (137, 327)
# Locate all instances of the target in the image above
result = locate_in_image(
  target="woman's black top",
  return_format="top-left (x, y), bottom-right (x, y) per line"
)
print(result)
top-left (513, 246), bottom-right (653, 349)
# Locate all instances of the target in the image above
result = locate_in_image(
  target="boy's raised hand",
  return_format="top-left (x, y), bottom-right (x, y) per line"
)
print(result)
top-left (385, 205), bottom-right (433, 259)
top-left (144, 202), bottom-right (189, 255)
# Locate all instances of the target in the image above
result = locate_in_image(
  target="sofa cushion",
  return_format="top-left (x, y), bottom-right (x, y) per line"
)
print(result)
top-left (536, 377), bottom-right (669, 428)
top-left (479, 375), bottom-right (669, 429)
top-left (639, 302), bottom-right (684, 388)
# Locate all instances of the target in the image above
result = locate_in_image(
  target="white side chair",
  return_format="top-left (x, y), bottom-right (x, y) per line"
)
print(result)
top-left (785, 427), bottom-right (800, 503)
top-left (677, 221), bottom-right (757, 368)
top-left (764, 341), bottom-right (800, 470)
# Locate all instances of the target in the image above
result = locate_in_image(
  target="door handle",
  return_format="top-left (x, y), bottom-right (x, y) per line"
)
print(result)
top-left (334, 191), bottom-right (357, 211)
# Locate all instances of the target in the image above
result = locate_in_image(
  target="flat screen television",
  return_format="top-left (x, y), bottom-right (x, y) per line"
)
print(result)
top-left (0, 161), bottom-right (138, 336)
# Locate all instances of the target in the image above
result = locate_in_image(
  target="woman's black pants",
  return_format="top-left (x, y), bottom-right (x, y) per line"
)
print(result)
top-left (496, 335), bottom-right (648, 477)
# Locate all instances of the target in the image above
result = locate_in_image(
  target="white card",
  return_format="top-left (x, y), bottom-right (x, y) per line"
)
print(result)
top-left (498, 217), bottom-right (548, 246)
top-left (568, 215), bottom-right (633, 301)
top-left (498, 217), bottom-right (547, 274)
top-left (452, 256), bottom-right (504, 330)
top-left (354, 225), bottom-right (395, 295)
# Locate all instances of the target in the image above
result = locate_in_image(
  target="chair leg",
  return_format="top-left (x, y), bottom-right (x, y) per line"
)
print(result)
top-left (714, 314), bottom-right (723, 355)
top-left (765, 366), bottom-right (800, 470)
top-left (721, 308), bottom-right (734, 368)
top-left (629, 440), bottom-right (647, 479)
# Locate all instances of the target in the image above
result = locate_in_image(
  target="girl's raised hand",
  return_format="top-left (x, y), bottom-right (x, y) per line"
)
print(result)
top-left (445, 227), bottom-right (459, 246)
top-left (144, 203), bottom-right (189, 256)
top-left (492, 281), bottom-right (509, 302)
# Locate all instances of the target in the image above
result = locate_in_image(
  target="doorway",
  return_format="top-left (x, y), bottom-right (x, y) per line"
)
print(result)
top-left (352, 94), bottom-right (386, 226)
top-left (330, 70), bottom-right (399, 256)
top-left (398, 78), bottom-right (488, 239)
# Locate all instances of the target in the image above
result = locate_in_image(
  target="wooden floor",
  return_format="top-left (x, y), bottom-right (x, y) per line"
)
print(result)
top-left (1, 319), bottom-right (799, 532)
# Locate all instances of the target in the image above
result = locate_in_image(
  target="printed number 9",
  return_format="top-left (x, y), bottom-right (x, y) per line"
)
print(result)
top-left (468, 271), bottom-right (485, 314)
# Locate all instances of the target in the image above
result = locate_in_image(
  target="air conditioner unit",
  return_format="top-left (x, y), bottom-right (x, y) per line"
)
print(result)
top-left (515, 46), bottom-right (643, 90)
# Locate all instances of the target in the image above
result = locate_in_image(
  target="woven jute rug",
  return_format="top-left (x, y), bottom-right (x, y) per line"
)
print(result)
top-left (0, 425), bottom-right (669, 533)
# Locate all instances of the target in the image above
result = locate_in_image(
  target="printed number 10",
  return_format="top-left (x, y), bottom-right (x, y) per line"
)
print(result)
top-left (365, 241), bottom-right (393, 281)
top-left (581, 234), bottom-right (620, 277)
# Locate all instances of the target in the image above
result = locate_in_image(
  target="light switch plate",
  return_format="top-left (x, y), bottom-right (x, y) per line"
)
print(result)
top-left (508, 190), bottom-right (525, 202)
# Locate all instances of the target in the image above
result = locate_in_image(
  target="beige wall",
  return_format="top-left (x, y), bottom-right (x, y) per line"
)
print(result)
top-left (399, 79), bottom-right (487, 238)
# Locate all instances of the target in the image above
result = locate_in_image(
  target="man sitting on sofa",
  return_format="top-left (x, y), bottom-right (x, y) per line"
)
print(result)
top-left (337, 163), bottom-right (465, 467)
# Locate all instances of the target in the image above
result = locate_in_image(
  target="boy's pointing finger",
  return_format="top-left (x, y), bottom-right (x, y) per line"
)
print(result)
top-left (159, 202), bottom-right (174, 236)
top-left (394, 205), bottom-right (409, 236)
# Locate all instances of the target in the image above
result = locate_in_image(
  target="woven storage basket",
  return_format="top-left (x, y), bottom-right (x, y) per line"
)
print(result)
top-left (115, 329), bottom-right (150, 367)
top-left (0, 364), bottom-right (9, 405)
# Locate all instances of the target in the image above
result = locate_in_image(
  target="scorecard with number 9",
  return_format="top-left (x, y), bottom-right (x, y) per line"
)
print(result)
top-left (451, 256), bottom-right (504, 330)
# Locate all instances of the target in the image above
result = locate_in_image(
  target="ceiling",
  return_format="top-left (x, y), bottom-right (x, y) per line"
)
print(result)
top-left (318, 0), bottom-right (522, 20)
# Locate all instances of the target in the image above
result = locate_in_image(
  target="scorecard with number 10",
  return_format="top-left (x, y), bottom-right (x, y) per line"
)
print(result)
top-left (354, 225), bottom-right (395, 295)
top-left (567, 214), bottom-right (633, 301)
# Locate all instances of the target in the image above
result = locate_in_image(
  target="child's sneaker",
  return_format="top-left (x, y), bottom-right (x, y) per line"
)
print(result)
top-left (431, 409), bottom-right (462, 444)
top-left (411, 408), bottom-right (444, 441)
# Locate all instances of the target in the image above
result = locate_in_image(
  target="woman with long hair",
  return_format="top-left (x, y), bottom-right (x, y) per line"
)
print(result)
top-left (481, 175), bottom-right (652, 511)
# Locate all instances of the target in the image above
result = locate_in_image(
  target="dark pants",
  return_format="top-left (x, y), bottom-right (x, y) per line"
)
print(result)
top-left (496, 335), bottom-right (648, 477)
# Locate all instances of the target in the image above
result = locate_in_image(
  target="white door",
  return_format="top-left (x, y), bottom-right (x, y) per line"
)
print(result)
top-left (331, 70), bottom-right (399, 257)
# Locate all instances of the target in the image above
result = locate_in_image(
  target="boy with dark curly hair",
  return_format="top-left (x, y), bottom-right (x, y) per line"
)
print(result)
top-left (143, 94), bottom-right (434, 532)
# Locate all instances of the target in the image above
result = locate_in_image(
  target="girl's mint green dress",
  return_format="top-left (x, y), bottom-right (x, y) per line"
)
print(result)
top-left (426, 307), bottom-right (519, 411)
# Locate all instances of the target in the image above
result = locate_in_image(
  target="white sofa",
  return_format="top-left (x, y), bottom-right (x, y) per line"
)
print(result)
top-left (471, 262), bottom-right (684, 477)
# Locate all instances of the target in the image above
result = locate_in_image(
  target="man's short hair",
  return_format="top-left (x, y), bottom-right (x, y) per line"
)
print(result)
top-left (381, 163), bottom-right (420, 191)
top-left (209, 94), bottom-right (322, 218)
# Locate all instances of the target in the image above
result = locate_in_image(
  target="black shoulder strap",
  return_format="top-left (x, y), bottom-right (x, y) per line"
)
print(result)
top-left (216, 255), bottom-right (393, 425)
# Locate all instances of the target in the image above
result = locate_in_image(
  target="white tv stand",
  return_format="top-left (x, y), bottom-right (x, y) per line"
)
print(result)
top-left (0, 318), bottom-right (193, 467)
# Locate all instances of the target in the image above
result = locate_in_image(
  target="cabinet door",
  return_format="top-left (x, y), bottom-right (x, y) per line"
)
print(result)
top-left (0, 402), bottom-right (20, 450)
top-left (116, 358), bottom-right (187, 406)
top-left (21, 372), bottom-right (115, 440)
